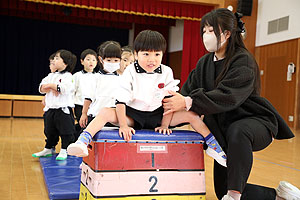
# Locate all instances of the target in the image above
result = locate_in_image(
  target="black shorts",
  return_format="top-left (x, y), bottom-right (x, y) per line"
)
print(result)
top-left (125, 106), bottom-right (164, 130)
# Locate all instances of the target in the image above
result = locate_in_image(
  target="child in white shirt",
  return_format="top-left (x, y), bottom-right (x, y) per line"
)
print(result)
top-left (73, 49), bottom-right (98, 138)
top-left (117, 45), bottom-right (135, 75)
top-left (67, 30), bottom-right (227, 167)
top-left (79, 41), bottom-right (121, 128)
top-left (32, 49), bottom-right (77, 161)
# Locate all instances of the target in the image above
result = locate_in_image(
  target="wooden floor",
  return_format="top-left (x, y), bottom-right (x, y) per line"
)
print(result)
top-left (0, 118), bottom-right (299, 200)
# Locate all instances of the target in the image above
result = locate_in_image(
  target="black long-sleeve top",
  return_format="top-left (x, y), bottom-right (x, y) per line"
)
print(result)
top-left (181, 49), bottom-right (294, 148)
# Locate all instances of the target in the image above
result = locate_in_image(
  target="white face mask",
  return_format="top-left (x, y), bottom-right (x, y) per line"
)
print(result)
top-left (103, 61), bottom-right (120, 73)
top-left (203, 32), bottom-right (227, 52)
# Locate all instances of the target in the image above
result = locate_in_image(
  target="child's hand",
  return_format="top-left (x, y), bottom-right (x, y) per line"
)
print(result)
top-left (79, 114), bottom-right (88, 128)
top-left (51, 89), bottom-right (60, 96)
top-left (119, 126), bottom-right (135, 141)
top-left (155, 126), bottom-right (172, 135)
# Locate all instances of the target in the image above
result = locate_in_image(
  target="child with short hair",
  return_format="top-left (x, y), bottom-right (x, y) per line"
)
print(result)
top-left (32, 49), bottom-right (77, 161)
top-left (117, 45), bottom-right (134, 75)
top-left (68, 30), bottom-right (227, 167)
top-left (73, 49), bottom-right (98, 136)
top-left (79, 41), bottom-right (121, 129)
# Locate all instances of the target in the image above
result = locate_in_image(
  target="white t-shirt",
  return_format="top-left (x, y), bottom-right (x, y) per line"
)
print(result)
top-left (116, 61), bottom-right (179, 112)
top-left (87, 70), bottom-right (120, 117)
top-left (73, 70), bottom-right (98, 106)
top-left (39, 71), bottom-right (75, 113)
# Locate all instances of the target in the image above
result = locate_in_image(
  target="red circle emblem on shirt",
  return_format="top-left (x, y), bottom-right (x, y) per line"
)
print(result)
top-left (158, 83), bottom-right (165, 89)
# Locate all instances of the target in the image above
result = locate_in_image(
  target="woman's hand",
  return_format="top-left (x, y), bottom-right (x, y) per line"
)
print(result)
top-left (119, 125), bottom-right (135, 141)
top-left (162, 91), bottom-right (186, 115)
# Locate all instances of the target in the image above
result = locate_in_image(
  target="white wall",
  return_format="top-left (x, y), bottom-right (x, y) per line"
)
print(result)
top-left (256, 0), bottom-right (300, 47)
top-left (168, 20), bottom-right (184, 52)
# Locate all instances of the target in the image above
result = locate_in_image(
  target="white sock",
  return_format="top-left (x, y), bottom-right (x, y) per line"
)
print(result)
top-left (227, 190), bottom-right (241, 200)
top-left (33, 148), bottom-right (52, 156)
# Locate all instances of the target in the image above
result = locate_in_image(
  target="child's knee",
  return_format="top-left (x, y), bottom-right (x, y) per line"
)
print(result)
top-left (188, 111), bottom-right (201, 124)
top-left (98, 107), bottom-right (116, 121)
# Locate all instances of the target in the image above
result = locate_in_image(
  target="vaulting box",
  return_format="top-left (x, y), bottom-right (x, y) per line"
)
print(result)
top-left (80, 129), bottom-right (206, 199)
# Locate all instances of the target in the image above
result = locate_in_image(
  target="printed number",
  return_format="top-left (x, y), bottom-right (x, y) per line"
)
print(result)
top-left (149, 176), bottom-right (158, 192)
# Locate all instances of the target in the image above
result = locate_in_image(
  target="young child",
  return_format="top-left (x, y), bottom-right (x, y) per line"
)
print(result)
top-left (68, 30), bottom-right (227, 167)
top-left (32, 49), bottom-right (77, 161)
top-left (79, 41), bottom-right (121, 129)
top-left (117, 45), bottom-right (135, 75)
top-left (73, 49), bottom-right (98, 137)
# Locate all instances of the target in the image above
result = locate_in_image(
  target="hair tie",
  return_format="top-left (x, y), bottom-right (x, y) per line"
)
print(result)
top-left (234, 12), bottom-right (246, 33)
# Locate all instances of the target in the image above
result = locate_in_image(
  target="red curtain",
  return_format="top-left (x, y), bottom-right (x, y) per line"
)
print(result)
top-left (0, 0), bottom-right (176, 28)
top-left (21, 0), bottom-right (213, 21)
top-left (180, 20), bottom-right (208, 87)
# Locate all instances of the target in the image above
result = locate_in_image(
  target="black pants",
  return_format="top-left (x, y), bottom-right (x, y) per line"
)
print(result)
top-left (74, 104), bottom-right (83, 121)
top-left (74, 104), bottom-right (83, 140)
top-left (44, 108), bottom-right (75, 149)
top-left (214, 118), bottom-right (277, 200)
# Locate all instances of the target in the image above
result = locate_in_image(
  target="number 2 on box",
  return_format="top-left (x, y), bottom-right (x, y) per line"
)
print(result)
top-left (149, 176), bottom-right (158, 192)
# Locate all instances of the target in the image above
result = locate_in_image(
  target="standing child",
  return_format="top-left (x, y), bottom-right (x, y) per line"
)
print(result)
top-left (32, 49), bottom-right (77, 161)
top-left (117, 46), bottom-right (135, 75)
top-left (67, 30), bottom-right (227, 168)
top-left (73, 49), bottom-right (98, 137)
top-left (79, 41), bottom-right (121, 129)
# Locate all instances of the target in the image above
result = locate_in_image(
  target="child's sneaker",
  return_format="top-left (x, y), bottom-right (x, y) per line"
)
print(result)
top-left (56, 149), bottom-right (68, 161)
top-left (32, 148), bottom-right (54, 158)
top-left (276, 181), bottom-right (300, 200)
top-left (67, 130), bottom-right (92, 157)
top-left (67, 141), bottom-right (89, 157)
top-left (204, 133), bottom-right (227, 167)
top-left (206, 147), bottom-right (227, 167)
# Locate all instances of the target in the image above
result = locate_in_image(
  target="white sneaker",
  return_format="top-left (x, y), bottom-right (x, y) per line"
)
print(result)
top-left (56, 149), bottom-right (68, 161)
top-left (32, 148), bottom-right (53, 158)
top-left (206, 147), bottom-right (227, 167)
top-left (221, 195), bottom-right (235, 200)
top-left (67, 142), bottom-right (89, 157)
top-left (276, 181), bottom-right (300, 200)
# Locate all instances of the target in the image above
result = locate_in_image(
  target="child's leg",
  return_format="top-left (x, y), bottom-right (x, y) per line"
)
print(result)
top-left (67, 107), bottom-right (119, 157)
top-left (32, 110), bottom-right (57, 157)
top-left (55, 108), bottom-right (75, 160)
top-left (169, 110), bottom-right (227, 167)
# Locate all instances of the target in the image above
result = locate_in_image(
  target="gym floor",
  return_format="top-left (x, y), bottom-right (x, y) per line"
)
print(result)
top-left (0, 118), bottom-right (299, 200)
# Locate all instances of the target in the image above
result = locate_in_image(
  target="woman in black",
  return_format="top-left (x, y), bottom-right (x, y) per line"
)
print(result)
top-left (163, 8), bottom-right (299, 200)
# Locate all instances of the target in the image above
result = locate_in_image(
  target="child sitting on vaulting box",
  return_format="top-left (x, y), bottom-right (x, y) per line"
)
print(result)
top-left (67, 30), bottom-right (227, 167)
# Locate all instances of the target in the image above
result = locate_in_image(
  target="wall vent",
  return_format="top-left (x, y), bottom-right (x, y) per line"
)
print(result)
top-left (268, 16), bottom-right (289, 35)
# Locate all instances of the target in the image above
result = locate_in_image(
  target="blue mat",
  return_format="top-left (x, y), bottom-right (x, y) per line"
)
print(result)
top-left (40, 155), bottom-right (82, 200)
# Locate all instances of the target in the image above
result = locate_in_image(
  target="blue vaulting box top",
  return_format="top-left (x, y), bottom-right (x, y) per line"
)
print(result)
top-left (93, 129), bottom-right (204, 143)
